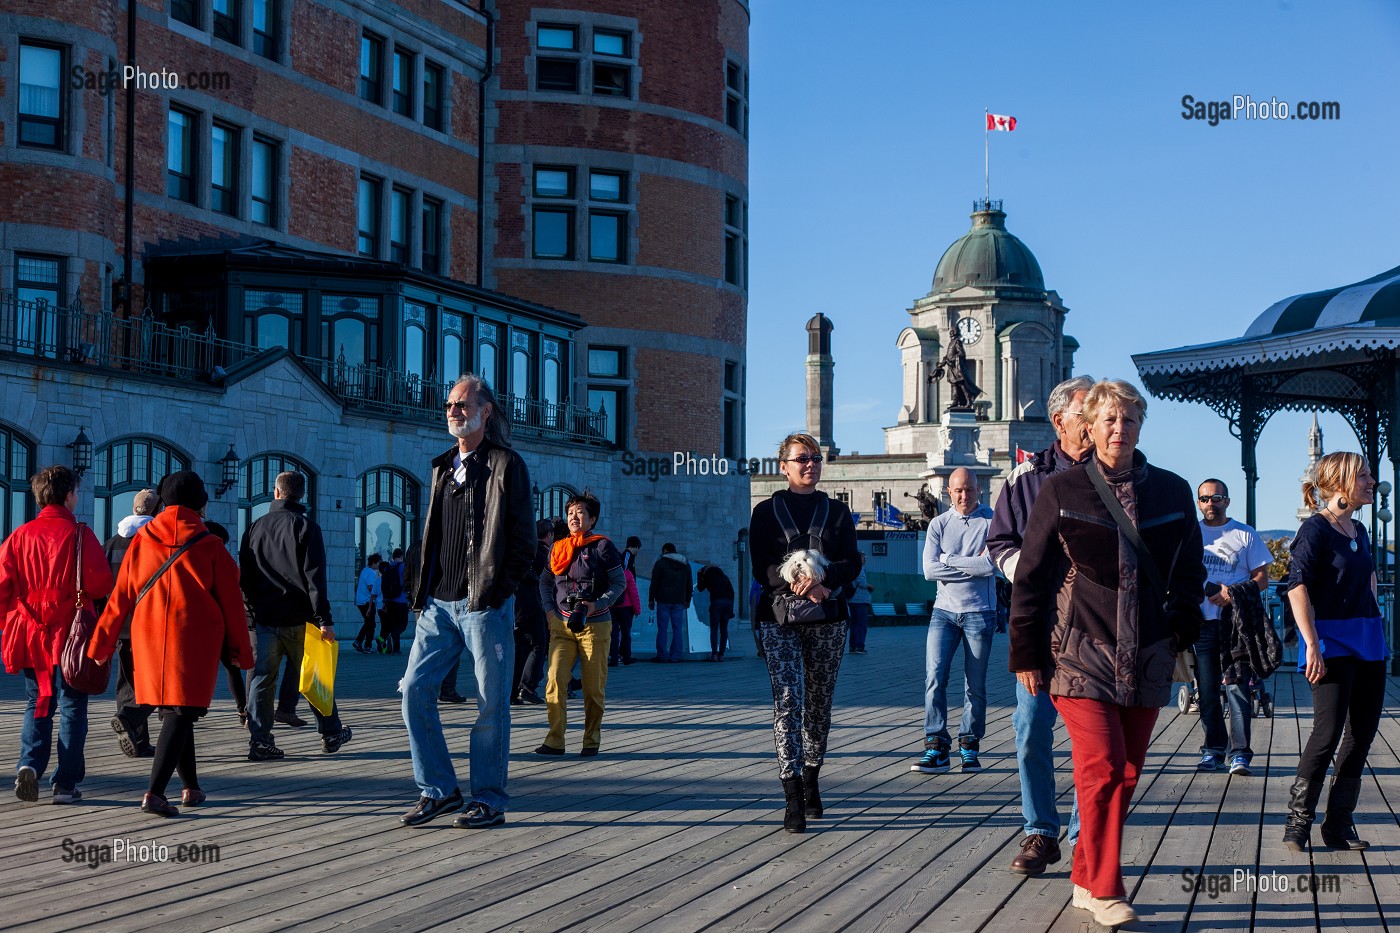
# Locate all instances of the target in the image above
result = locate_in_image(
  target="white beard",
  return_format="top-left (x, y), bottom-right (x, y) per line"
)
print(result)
top-left (448, 410), bottom-right (483, 438)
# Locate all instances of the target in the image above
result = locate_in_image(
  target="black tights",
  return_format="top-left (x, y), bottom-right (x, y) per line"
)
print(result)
top-left (1296, 656), bottom-right (1386, 783)
top-left (148, 709), bottom-right (200, 798)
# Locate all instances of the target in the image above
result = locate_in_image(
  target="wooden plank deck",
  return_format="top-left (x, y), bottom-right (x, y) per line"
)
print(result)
top-left (0, 625), bottom-right (1395, 932)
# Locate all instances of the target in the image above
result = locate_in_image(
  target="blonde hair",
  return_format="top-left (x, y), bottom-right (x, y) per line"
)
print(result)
top-left (777, 432), bottom-right (820, 461)
top-left (1302, 451), bottom-right (1367, 510)
top-left (1082, 379), bottom-right (1148, 424)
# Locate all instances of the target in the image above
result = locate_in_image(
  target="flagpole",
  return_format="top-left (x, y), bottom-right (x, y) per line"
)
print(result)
top-left (984, 109), bottom-right (989, 202)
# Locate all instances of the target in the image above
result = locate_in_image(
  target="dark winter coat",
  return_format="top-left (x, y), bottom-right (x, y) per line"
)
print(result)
top-left (748, 489), bottom-right (860, 625)
top-left (413, 440), bottom-right (535, 613)
top-left (238, 499), bottom-right (333, 628)
top-left (648, 553), bottom-right (693, 606)
top-left (1009, 453), bottom-right (1205, 707)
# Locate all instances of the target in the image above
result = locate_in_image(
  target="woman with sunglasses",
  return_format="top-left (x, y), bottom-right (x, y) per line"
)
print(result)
top-left (1283, 451), bottom-right (1387, 853)
top-left (748, 432), bottom-right (859, 834)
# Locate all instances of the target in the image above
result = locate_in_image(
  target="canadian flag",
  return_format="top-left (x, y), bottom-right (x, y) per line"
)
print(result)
top-left (1015, 447), bottom-right (1033, 464)
top-left (987, 113), bottom-right (1017, 132)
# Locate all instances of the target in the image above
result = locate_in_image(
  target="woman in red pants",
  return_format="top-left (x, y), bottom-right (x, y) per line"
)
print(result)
top-left (1009, 380), bottom-right (1205, 927)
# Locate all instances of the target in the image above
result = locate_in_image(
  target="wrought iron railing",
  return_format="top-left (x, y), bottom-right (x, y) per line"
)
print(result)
top-left (0, 293), bottom-right (611, 445)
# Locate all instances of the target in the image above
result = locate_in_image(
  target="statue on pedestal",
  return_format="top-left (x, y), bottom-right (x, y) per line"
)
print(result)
top-left (930, 327), bottom-right (982, 411)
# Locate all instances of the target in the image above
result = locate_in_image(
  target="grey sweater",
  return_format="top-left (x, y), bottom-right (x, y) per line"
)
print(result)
top-left (922, 504), bottom-right (996, 612)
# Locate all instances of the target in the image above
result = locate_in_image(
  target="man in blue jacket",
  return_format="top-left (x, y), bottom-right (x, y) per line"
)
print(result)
top-left (915, 467), bottom-right (996, 775)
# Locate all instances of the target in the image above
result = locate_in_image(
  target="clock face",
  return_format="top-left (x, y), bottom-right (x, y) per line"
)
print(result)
top-left (956, 317), bottom-right (982, 346)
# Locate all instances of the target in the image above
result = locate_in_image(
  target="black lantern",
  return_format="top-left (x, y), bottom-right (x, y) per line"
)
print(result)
top-left (69, 427), bottom-right (93, 476)
top-left (215, 444), bottom-right (240, 498)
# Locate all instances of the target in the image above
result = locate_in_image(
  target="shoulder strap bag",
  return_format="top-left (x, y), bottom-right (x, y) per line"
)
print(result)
top-left (1086, 462), bottom-right (1193, 681)
top-left (770, 495), bottom-right (836, 625)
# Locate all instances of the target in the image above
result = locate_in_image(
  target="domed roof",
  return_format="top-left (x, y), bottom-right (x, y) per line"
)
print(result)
top-left (932, 201), bottom-right (1045, 293)
top-left (1244, 263), bottom-right (1400, 337)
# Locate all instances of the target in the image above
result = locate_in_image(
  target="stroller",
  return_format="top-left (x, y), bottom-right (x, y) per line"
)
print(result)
top-left (1177, 664), bottom-right (1274, 718)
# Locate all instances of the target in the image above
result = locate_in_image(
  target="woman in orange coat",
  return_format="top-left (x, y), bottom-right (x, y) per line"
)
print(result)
top-left (90, 471), bottom-right (253, 817)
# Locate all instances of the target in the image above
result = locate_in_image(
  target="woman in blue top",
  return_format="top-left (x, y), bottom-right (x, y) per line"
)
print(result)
top-left (1283, 451), bottom-right (1387, 853)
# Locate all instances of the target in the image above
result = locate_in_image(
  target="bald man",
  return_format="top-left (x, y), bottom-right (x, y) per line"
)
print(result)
top-left (915, 467), bottom-right (998, 774)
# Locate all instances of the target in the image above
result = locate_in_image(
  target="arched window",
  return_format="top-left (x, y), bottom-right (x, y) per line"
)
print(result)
top-left (477, 320), bottom-right (499, 389)
top-left (244, 289), bottom-right (306, 353)
top-left (0, 423), bottom-right (37, 541)
top-left (538, 483), bottom-right (577, 522)
top-left (238, 453), bottom-right (316, 548)
top-left (357, 466), bottom-right (420, 570)
top-left (92, 436), bottom-right (192, 541)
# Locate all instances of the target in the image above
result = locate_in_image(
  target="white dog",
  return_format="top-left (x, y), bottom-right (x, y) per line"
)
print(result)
top-left (778, 549), bottom-right (828, 586)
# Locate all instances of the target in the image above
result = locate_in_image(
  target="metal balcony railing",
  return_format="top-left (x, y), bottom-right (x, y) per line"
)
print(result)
top-left (0, 294), bottom-right (611, 446)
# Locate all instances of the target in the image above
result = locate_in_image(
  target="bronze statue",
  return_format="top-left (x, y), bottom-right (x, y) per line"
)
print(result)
top-left (903, 483), bottom-right (941, 530)
top-left (930, 327), bottom-right (981, 411)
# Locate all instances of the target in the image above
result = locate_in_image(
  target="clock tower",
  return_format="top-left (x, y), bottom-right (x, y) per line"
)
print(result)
top-left (886, 199), bottom-right (1078, 502)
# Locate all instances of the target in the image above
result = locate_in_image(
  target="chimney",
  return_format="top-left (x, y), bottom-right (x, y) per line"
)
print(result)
top-left (805, 313), bottom-right (838, 457)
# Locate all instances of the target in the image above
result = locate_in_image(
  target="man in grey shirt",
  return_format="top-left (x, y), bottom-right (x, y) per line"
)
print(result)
top-left (914, 467), bottom-right (997, 774)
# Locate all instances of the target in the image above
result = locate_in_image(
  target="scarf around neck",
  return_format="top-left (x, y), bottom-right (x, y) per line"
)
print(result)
top-left (550, 532), bottom-right (607, 575)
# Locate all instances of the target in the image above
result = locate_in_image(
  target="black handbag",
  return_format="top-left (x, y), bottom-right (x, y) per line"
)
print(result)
top-left (770, 495), bottom-right (836, 625)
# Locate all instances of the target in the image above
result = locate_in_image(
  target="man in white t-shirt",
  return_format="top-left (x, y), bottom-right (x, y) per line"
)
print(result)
top-left (1194, 478), bottom-right (1271, 776)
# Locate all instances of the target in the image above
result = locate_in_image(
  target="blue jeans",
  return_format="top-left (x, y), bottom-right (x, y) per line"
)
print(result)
top-left (19, 667), bottom-right (88, 791)
top-left (402, 597), bottom-right (514, 809)
top-left (924, 608), bottom-right (996, 745)
top-left (1014, 679), bottom-right (1081, 844)
top-left (248, 625), bottom-right (342, 746)
top-left (1194, 618), bottom-right (1254, 759)
top-left (655, 603), bottom-right (685, 660)
top-left (848, 602), bottom-right (871, 650)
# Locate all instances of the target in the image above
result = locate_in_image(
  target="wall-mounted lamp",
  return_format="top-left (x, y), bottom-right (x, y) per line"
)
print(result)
top-left (69, 427), bottom-right (93, 476)
top-left (533, 483), bottom-right (543, 517)
top-left (215, 444), bottom-right (240, 498)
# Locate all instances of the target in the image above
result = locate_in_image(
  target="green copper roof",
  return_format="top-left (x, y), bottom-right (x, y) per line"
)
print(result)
top-left (932, 204), bottom-right (1045, 293)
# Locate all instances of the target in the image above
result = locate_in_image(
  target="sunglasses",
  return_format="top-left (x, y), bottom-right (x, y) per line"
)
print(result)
top-left (1198, 495), bottom-right (1226, 504)
top-left (784, 455), bottom-right (824, 465)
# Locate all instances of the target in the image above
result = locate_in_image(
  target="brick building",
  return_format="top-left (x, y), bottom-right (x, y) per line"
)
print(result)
top-left (0, 0), bottom-right (750, 641)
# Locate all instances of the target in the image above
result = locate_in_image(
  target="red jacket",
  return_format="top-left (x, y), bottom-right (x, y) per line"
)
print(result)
top-left (0, 506), bottom-right (114, 715)
top-left (89, 506), bottom-right (253, 708)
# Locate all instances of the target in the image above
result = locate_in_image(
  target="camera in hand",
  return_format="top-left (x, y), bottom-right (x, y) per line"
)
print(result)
top-left (563, 578), bottom-right (595, 633)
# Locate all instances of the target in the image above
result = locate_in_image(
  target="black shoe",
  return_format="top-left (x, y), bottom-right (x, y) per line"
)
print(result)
top-left (323, 727), bottom-right (353, 753)
top-left (580, 747), bottom-right (599, 757)
top-left (440, 691), bottom-right (467, 704)
top-left (112, 715), bottom-right (142, 758)
top-left (134, 742), bottom-right (155, 758)
top-left (248, 741), bottom-right (285, 762)
top-left (510, 695), bottom-right (524, 706)
top-left (401, 788), bottom-right (463, 826)
top-left (274, 709), bottom-right (308, 728)
top-left (535, 743), bottom-right (564, 756)
top-left (622, 657), bottom-right (636, 665)
top-left (518, 688), bottom-right (544, 706)
top-left (352, 642), bottom-right (370, 654)
top-left (782, 776), bottom-right (806, 834)
top-left (454, 801), bottom-right (505, 828)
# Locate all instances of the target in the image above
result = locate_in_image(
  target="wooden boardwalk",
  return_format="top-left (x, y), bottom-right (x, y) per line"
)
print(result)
top-left (0, 625), bottom-right (1395, 932)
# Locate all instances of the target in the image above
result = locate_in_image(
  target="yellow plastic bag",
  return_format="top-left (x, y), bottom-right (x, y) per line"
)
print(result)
top-left (299, 623), bottom-right (339, 717)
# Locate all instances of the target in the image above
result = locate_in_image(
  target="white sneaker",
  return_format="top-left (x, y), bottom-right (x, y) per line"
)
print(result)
top-left (1072, 885), bottom-right (1138, 926)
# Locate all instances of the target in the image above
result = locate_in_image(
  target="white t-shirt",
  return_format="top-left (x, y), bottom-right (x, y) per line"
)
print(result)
top-left (1199, 518), bottom-right (1271, 620)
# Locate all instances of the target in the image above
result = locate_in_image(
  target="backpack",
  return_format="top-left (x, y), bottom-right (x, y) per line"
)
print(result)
top-left (381, 561), bottom-right (405, 600)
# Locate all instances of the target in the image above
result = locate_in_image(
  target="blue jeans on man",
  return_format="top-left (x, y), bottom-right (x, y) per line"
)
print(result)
top-left (248, 625), bottom-right (343, 746)
top-left (1013, 679), bottom-right (1081, 844)
top-left (924, 609), bottom-right (996, 746)
top-left (19, 667), bottom-right (88, 792)
top-left (655, 603), bottom-right (686, 661)
top-left (1194, 616), bottom-right (1253, 761)
top-left (401, 597), bottom-right (514, 810)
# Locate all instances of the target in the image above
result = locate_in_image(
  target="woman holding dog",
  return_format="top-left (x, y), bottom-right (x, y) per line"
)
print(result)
top-left (1009, 380), bottom-right (1204, 927)
top-left (749, 432), bottom-right (859, 834)
top-left (1282, 451), bottom-right (1387, 854)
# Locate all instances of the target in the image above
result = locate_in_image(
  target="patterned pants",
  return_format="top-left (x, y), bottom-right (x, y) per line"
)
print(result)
top-left (759, 620), bottom-right (847, 779)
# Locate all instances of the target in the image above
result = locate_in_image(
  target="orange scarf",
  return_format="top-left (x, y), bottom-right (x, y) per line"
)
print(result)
top-left (550, 532), bottom-right (607, 575)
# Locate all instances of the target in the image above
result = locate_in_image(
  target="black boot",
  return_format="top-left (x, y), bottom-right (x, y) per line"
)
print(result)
top-left (1320, 777), bottom-right (1370, 850)
top-left (802, 765), bottom-right (823, 819)
top-left (781, 776), bottom-right (806, 834)
top-left (1282, 776), bottom-right (1324, 853)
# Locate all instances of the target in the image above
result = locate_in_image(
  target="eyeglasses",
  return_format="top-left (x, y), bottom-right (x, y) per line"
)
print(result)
top-left (1198, 494), bottom-right (1227, 504)
top-left (783, 455), bottom-right (824, 465)
top-left (444, 400), bottom-right (477, 413)
top-left (1064, 410), bottom-right (1084, 419)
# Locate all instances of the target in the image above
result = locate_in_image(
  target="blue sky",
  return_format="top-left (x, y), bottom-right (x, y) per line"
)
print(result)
top-left (745, 0), bottom-right (1400, 533)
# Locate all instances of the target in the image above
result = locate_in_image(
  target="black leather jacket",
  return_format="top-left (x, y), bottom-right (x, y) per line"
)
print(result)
top-left (412, 440), bottom-right (536, 613)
